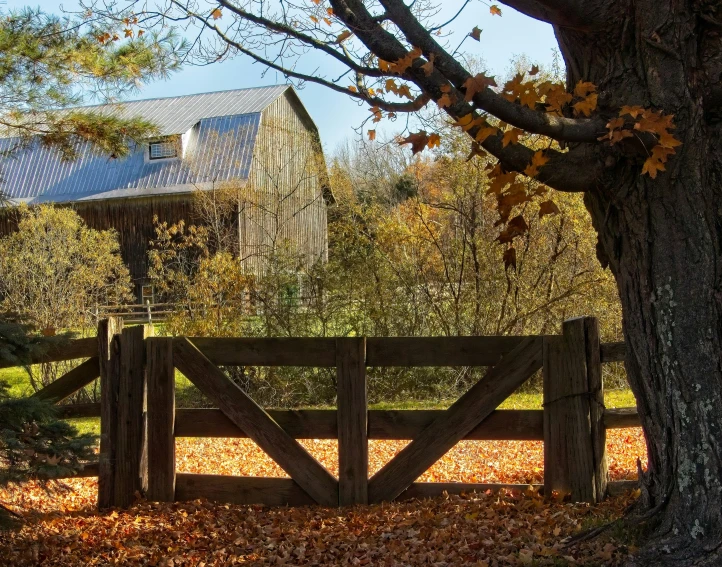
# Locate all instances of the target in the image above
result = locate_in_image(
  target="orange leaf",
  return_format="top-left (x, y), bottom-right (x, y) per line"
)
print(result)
top-left (421, 53), bottom-right (435, 76)
top-left (427, 133), bottom-right (441, 149)
top-left (538, 200), bottom-right (560, 218)
top-left (368, 130), bottom-right (376, 141)
top-left (475, 126), bottom-right (497, 144)
top-left (211, 7), bottom-right (222, 19)
top-left (619, 105), bottom-right (645, 118)
top-left (573, 93), bottom-right (598, 117)
top-left (463, 73), bottom-right (497, 102)
top-left (523, 150), bottom-right (549, 177)
top-left (470, 26), bottom-right (482, 41)
top-left (336, 30), bottom-right (352, 43)
top-left (398, 131), bottom-right (430, 155)
top-left (502, 128), bottom-right (523, 147)
top-left (309, 15), bottom-right (319, 23)
top-left (490, 5), bottom-right (502, 16)
top-left (574, 80), bottom-right (596, 98)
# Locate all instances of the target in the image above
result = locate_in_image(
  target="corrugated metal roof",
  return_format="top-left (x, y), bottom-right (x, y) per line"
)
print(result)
top-left (0, 85), bottom-right (291, 204)
top-left (67, 84), bottom-right (290, 136)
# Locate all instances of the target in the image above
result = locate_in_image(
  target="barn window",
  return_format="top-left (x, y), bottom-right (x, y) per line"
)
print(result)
top-left (148, 139), bottom-right (177, 160)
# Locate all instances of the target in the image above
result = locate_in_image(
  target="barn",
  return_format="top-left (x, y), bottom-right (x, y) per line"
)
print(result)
top-left (0, 85), bottom-right (330, 301)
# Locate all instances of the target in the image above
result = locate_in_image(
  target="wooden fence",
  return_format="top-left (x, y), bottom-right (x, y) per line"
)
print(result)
top-left (17, 316), bottom-right (639, 509)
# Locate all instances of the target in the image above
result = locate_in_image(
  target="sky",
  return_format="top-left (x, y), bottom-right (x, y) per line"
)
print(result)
top-left (8, 0), bottom-right (558, 154)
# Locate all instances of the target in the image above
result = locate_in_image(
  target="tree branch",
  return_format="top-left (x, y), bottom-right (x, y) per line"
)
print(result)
top-left (377, 0), bottom-right (606, 143)
top-left (496, 0), bottom-right (619, 30)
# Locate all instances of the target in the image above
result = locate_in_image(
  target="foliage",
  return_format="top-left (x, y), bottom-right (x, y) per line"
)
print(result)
top-left (0, 8), bottom-right (186, 164)
top-left (0, 321), bottom-right (95, 529)
top-left (0, 204), bottom-right (132, 336)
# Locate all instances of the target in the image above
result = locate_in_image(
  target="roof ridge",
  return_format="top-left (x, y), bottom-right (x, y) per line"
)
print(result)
top-left (73, 83), bottom-right (291, 110)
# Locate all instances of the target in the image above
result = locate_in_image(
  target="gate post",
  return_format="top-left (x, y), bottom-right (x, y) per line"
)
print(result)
top-left (98, 317), bottom-right (123, 510)
top-left (146, 337), bottom-right (176, 502)
top-left (336, 337), bottom-right (368, 506)
top-left (543, 317), bottom-right (607, 503)
top-left (108, 324), bottom-right (154, 508)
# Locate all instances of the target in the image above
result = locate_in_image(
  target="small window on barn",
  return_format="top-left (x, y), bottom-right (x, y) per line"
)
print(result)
top-left (149, 139), bottom-right (177, 160)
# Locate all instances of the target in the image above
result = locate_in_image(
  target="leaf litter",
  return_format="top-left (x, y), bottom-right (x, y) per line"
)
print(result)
top-left (0, 428), bottom-right (645, 565)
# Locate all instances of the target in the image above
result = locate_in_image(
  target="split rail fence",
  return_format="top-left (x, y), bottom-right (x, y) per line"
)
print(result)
top-left (8, 316), bottom-right (640, 509)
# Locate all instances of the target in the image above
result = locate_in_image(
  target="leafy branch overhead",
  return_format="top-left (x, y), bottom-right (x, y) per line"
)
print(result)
top-left (87, 0), bottom-right (681, 252)
top-left (0, 8), bottom-right (187, 161)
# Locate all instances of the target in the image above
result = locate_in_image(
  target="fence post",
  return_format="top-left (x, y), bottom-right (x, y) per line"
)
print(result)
top-left (146, 337), bottom-right (176, 502)
top-left (543, 316), bottom-right (607, 503)
top-left (98, 317), bottom-right (123, 510)
top-left (113, 324), bottom-right (154, 508)
top-left (336, 337), bottom-right (368, 506)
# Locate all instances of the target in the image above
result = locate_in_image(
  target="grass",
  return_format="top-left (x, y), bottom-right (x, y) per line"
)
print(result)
top-left (1, 365), bottom-right (638, 444)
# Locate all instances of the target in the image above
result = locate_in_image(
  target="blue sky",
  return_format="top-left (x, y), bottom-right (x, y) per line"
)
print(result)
top-left (9, 1), bottom-right (558, 153)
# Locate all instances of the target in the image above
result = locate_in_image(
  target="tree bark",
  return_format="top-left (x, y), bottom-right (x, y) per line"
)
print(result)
top-left (558, 3), bottom-right (722, 563)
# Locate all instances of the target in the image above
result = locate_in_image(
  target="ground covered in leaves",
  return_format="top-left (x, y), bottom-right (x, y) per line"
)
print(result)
top-left (1, 428), bottom-right (645, 566)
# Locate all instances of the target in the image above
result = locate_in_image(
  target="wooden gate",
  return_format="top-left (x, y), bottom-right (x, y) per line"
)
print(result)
top-left (11, 316), bottom-right (635, 509)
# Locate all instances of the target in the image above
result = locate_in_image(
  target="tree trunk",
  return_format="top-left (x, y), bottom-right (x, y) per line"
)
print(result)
top-left (557, 3), bottom-right (722, 563)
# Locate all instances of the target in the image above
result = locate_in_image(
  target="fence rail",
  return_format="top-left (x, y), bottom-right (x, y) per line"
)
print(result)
top-left (10, 317), bottom-right (642, 510)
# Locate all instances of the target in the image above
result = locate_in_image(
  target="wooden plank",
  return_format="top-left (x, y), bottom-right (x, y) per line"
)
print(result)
top-left (366, 336), bottom-right (535, 367)
top-left (604, 407), bottom-right (641, 428)
top-left (584, 317), bottom-right (607, 501)
top-left (53, 462), bottom-right (100, 479)
top-left (189, 337), bottom-right (336, 367)
top-left (175, 474), bottom-right (315, 507)
top-left (173, 337), bottom-right (339, 506)
top-left (98, 317), bottom-right (123, 509)
top-left (174, 408), bottom-right (544, 441)
top-left (600, 342), bottom-right (626, 363)
top-left (543, 319), bottom-right (599, 504)
top-left (146, 338), bottom-right (175, 502)
top-left (32, 357), bottom-right (100, 403)
top-left (397, 482), bottom-right (542, 501)
top-left (336, 337), bottom-right (368, 506)
top-left (0, 337), bottom-right (98, 369)
top-left (114, 325), bottom-right (153, 508)
top-left (57, 402), bottom-right (101, 418)
top-left (368, 337), bottom-right (543, 504)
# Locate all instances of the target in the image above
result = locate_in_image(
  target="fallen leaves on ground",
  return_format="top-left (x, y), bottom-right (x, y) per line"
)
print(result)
top-left (0, 429), bottom-right (646, 566)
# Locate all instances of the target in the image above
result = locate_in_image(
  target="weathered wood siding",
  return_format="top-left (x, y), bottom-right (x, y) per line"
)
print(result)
top-left (242, 90), bottom-right (328, 273)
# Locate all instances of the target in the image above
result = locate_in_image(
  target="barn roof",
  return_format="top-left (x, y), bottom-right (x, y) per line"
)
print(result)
top-left (0, 84), bottom-right (300, 204)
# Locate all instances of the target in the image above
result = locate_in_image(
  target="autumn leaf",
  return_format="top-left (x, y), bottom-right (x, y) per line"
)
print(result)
top-left (539, 200), bottom-right (561, 218)
top-left (490, 4), bottom-right (503, 16)
top-left (502, 128), bottom-right (523, 147)
top-left (503, 247), bottom-right (517, 271)
top-left (529, 65), bottom-right (540, 76)
top-left (398, 131), bottom-right (430, 154)
top-left (427, 133), bottom-right (441, 149)
top-left (470, 26), bottom-right (482, 41)
top-left (336, 30), bottom-right (352, 43)
top-left (437, 92), bottom-right (455, 108)
top-left (368, 130), bottom-right (376, 141)
top-left (544, 84), bottom-right (574, 114)
top-left (463, 73), bottom-right (497, 102)
top-left (124, 28), bottom-right (133, 38)
top-left (421, 53), bottom-right (435, 76)
top-left (466, 141), bottom-right (485, 161)
top-left (211, 7), bottom-right (222, 19)
top-left (348, 85), bottom-right (357, 92)
top-left (619, 105), bottom-right (645, 119)
top-left (385, 78), bottom-right (398, 94)
top-left (573, 93), bottom-right (598, 117)
top-left (452, 113), bottom-right (482, 132)
top-left (369, 106), bottom-right (383, 123)
top-left (396, 84), bottom-right (413, 100)
top-left (475, 125), bottom-right (498, 144)
top-left (497, 215), bottom-right (529, 243)
top-left (642, 155), bottom-right (665, 178)
top-left (310, 15), bottom-right (319, 23)
top-left (574, 81), bottom-right (596, 98)
top-left (524, 150), bottom-right (549, 177)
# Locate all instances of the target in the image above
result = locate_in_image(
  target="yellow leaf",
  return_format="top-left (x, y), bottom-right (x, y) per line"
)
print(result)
top-left (573, 93), bottom-right (598, 116)
top-left (574, 80), bottom-right (596, 97)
